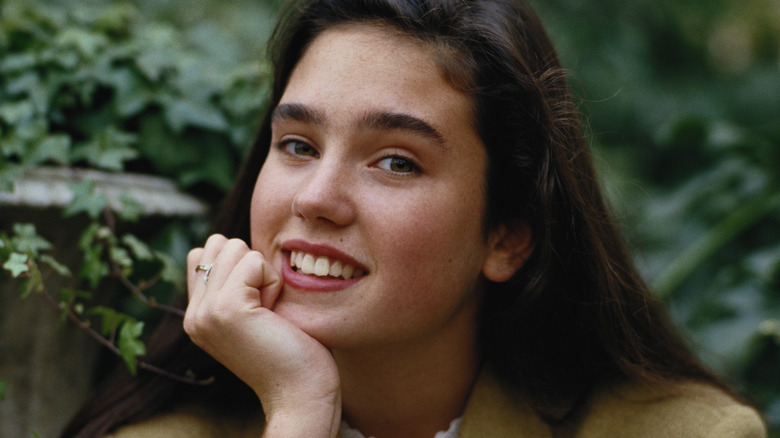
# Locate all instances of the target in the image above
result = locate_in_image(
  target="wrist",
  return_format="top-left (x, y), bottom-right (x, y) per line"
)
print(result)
top-left (263, 394), bottom-right (341, 438)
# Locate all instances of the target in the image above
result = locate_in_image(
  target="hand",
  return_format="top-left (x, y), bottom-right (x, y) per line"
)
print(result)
top-left (184, 234), bottom-right (341, 437)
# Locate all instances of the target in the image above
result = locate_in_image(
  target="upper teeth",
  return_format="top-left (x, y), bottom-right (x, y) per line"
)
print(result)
top-left (290, 251), bottom-right (365, 280)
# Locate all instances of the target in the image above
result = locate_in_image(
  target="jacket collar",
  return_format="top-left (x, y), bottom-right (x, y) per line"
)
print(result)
top-left (458, 370), bottom-right (553, 438)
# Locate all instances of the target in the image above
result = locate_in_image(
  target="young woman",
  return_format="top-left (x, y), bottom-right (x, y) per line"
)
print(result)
top-left (63, 0), bottom-right (766, 436)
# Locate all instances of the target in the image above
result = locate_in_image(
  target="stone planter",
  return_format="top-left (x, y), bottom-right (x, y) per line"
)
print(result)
top-left (0, 167), bottom-right (207, 438)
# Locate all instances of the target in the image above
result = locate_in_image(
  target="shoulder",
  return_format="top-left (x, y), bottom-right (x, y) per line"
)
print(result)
top-left (103, 404), bottom-right (265, 438)
top-left (569, 379), bottom-right (767, 438)
top-left (459, 371), bottom-right (766, 438)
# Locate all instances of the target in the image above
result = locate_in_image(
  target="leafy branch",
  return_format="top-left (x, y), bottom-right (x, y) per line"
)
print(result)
top-left (1, 190), bottom-right (209, 385)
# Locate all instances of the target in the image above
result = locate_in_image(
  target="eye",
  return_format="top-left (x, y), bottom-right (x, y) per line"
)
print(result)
top-left (280, 139), bottom-right (318, 157)
top-left (377, 156), bottom-right (419, 174)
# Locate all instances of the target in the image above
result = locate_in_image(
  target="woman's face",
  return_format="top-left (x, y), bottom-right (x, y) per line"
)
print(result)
top-left (250, 24), bottom-right (498, 349)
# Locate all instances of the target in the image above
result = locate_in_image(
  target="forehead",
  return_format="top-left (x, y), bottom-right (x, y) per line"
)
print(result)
top-left (278, 24), bottom-right (477, 139)
top-left (299, 23), bottom-right (436, 77)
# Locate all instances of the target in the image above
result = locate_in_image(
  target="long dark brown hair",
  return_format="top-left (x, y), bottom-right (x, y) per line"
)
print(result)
top-left (63, 0), bottom-right (723, 435)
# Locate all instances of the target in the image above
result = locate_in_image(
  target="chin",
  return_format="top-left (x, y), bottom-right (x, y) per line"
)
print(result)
top-left (274, 303), bottom-right (349, 347)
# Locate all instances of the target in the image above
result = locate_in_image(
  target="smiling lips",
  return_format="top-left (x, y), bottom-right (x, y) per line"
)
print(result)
top-left (290, 250), bottom-right (366, 280)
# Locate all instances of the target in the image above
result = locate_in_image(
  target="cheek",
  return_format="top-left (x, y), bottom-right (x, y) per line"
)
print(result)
top-left (369, 185), bottom-right (488, 294)
top-left (249, 167), bottom-right (288, 248)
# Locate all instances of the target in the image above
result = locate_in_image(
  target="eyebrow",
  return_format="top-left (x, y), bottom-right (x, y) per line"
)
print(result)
top-left (272, 102), bottom-right (327, 126)
top-left (358, 110), bottom-right (445, 146)
top-left (272, 103), bottom-right (446, 147)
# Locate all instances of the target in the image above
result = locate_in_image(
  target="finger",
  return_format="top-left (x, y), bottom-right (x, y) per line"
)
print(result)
top-left (186, 247), bottom-right (204, 300)
top-left (203, 238), bottom-right (252, 292)
top-left (187, 234), bottom-right (228, 307)
top-left (220, 250), bottom-right (283, 310)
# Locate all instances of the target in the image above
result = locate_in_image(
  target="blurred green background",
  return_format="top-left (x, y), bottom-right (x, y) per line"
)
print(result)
top-left (530, 0), bottom-right (780, 431)
top-left (2, 0), bottom-right (779, 434)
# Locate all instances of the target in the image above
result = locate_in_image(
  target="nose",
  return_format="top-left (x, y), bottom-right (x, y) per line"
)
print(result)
top-left (291, 158), bottom-right (356, 227)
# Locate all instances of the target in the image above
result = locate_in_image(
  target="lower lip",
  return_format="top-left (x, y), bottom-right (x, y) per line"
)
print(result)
top-left (281, 262), bottom-right (364, 292)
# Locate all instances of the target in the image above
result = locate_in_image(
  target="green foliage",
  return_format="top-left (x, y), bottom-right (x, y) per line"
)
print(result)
top-left (0, 0), bottom-right (270, 193)
top-left (63, 179), bottom-right (109, 219)
top-left (0, 0), bottom-right (264, 430)
top-left (530, 0), bottom-right (780, 432)
top-left (3, 252), bottom-right (30, 278)
top-left (0, 379), bottom-right (6, 401)
top-left (118, 320), bottom-right (146, 375)
top-left (0, 0), bottom-right (257, 382)
top-left (0, 206), bottom-right (185, 377)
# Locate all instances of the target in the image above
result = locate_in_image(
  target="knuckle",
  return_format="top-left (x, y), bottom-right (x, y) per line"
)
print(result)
top-left (186, 248), bottom-right (202, 264)
top-left (205, 234), bottom-right (226, 246)
top-left (182, 314), bottom-right (198, 338)
top-left (243, 250), bottom-right (265, 265)
top-left (224, 238), bottom-right (249, 252)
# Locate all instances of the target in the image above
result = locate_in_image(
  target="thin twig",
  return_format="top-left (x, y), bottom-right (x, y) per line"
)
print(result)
top-left (40, 290), bottom-right (122, 355)
top-left (115, 269), bottom-right (186, 317)
top-left (137, 362), bottom-right (215, 386)
top-left (39, 289), bottom-right (211, 385)
top-left (102, 207), bottom-right (186, 317)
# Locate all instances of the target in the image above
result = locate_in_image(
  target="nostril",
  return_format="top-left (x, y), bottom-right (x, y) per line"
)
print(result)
top-left (291, 184), bottom-right (355, 226)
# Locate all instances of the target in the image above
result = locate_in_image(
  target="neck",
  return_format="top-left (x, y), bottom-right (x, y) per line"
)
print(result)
top-left (333, 323), bottom-right (480, 438)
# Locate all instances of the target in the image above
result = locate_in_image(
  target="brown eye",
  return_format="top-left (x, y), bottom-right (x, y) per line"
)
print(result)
top-left (378, 156), bottom-right (418, 174)
top-left (281, 140), bottom-right (318, 157)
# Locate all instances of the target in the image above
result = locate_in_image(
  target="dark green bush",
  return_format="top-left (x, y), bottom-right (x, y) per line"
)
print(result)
top-left (0, 0), bottom-right (271, 389)
top-left (530, 0), bottom-right (780, 432)
top-left (0, 0), bottom-right (270, 194)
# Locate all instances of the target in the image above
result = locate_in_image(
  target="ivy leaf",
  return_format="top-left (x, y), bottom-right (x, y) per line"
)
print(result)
top-left (5, 120), bottom-right (48, 160)
top-left (0, 101), bottom-right (36, 124)
top-left (11, 223), bottom-right (52, 255)
top-left (5, 72), bottom-right (47, 112)
top-left (104, 67), bottom-right (154, 118)
top-left (19, 266), bottom-right (44, 299)
top-left (110, 246), bottom-right (133, 276)
top-left (89, 306), bottom-right (130, 337)
top-left (122, 234), bottom-right (153, 260)
top-left (133, 23), bottom-right (181, 81)
top-left (0, 53), bottom-right (37, 74)
top-left (72, 127), bottom-right (138, 171)
top-left (40, 254), bottom-right (71, 277)
top-left (77, 224), bottom-right (110, 288)
top-left (64, 179), bottom-right (108, 219)
top-left (79, 243), bottom-right (109, 289)
top-left (156, 251), bottom-right (184, 290)
top-left (55, 27), bottom-right (108, 59)
top-left (33, 134), bottom-right (72, 165)
top-left (118, 320), bottom-right (146, 375)
top-left (3, 252), bottom-right (29, 277)
top-left (164, 98), bottom-right (229, 133)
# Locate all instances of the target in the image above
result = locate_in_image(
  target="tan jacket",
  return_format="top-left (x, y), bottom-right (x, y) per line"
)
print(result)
top-left (107, 372), bottom-right (766, 437)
